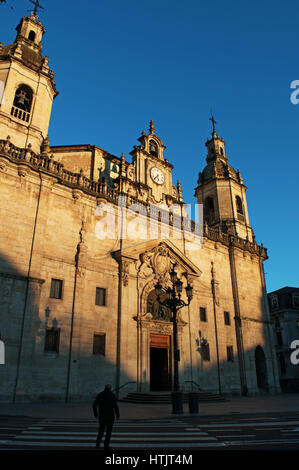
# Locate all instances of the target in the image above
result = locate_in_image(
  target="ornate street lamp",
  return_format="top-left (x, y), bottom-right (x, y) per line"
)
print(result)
top-left (154, 264), bottom-right (193, 414)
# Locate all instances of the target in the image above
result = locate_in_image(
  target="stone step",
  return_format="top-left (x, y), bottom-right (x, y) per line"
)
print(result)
top-left (120, 391), bottom-right (227, 404)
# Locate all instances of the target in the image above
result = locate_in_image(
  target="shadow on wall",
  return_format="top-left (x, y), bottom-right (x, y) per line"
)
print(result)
top-left (189, 335), bottom-right (276, 397)
top-left (143, 289), bottom-right (282, 398)
top-left (187, 291), bottom-right (281, 397)
top-left (0, 251), bottom-right (134, 403)
top-left (0, 251), bottom-right (282, 402)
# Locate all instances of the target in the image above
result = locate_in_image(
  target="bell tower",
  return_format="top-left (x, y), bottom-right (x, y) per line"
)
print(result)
top-left (0, 9), bottom-right (58, 153)
top-left (130, 121), bottom-right (175, 205)
top-left (195, 117), bottom-right (254, 241)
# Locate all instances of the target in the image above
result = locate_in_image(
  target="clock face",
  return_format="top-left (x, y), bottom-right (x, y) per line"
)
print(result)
top-left (150, 167), bottom-right (165, 185)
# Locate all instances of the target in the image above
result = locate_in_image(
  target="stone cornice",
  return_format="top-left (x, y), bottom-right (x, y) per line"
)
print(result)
top-left (0, 271), bottom-right (45, 284)
top-left (0, 51), bottom-right (59, 98)
top-left (239, 316), bottom-right (272, 325)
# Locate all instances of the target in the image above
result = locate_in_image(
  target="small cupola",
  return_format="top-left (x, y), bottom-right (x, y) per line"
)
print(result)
top-left (16, 12), bottom-right (45, 49)
top-left (136, 120), bottom-right (166, 160)
top-left (205, 116), bottom-right (228, 164)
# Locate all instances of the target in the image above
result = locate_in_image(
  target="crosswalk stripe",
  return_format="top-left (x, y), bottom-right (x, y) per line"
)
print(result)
top-left (0, 418), bottom-right (223, 449)
top-left (216, 434), bottom-right (256, 439)
top-left (26, 424), bottom-right (187, 427)
top-left (21, 431), bottom-right (208, 436)
top-left (0, 441), bottom-right (226, 448)
top-left (223, 438), bottom-right (299, 446)
top-left (201, 420), bottom-right (299, 429)
top-left (38, 418), bottom-right (186, 427)
top-left (14, 435), bottom-right (217, 442)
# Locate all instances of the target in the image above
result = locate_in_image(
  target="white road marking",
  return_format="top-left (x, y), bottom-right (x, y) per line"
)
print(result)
top-left (281, 428), bottom-right (299, 433)
top-left (21, 431), bottom-right (208, 437)
top-left (0, 441), bottom-right (227, 448)
top-left (217, 434), bottom-right (256, 439)
top-left (201, 421), bottom-right (299, 429)
top-left (15, 435), bottom-right (218, 442)
top-left (224, 438), bottom-right (299, 446)
top-left (208, 429), bottom-right (241, 432)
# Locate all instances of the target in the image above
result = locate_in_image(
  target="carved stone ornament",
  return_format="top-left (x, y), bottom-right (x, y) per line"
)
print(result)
top-left (138, 252), bottom-right (153, 279)
top-left (79, 220), bottom-right (88, 254)
top-left (142, 320), bottom-right (173, 336)
top-left (0, 159), bottom-right (7, 172)
top-left (77, 266), bottom-right (85, 278)
top-left (25, 144), bottom-right (32, 163)
top-left (127, 166), bottom-right (135, 181)
top-left (72, 189), bottom-right (82, 200)
top-left (121, 260), bottom-right (129, 286)
top-left (18, 165), bottom-right (29, 178)
top-left (138, 243), bottom-right (174, 279)
top-left (211, 262), bottom-right (220, 306)
top-left (147, 290), bottom-right (172, 322)
top-left (2, 136), bottom-right (11, 153)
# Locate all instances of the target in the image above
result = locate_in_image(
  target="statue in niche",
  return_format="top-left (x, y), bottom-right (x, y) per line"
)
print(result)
top-left (147, 290), bottom-right (171, 322)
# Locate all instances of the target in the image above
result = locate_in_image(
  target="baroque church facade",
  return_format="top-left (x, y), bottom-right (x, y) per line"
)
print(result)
top-left (0, 12), bottom-right (280, 402)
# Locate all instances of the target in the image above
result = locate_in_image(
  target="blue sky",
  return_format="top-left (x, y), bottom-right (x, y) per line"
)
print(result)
top-left (1, 0), bottom-right (298, 292)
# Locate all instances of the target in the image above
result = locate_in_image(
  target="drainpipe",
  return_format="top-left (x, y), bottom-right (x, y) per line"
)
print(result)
top-left (211, 262), bottom-right (221, 394)
top-left (187, 303), bottom-right (194, 391)
top-left (228, 237), bottom-right (247, 395)
top-left (258, 256), bottom-right (279, 392)
top-left (25, 73), bottom-right (41, 150)
top-left (13, 171), bottom-right (43, 403)
top-left (65, 227), bottom-right (82, 403)
top-left (136, 272), bottom-right (140, 391)
top-left (115, 191), bottom-right (125, 399)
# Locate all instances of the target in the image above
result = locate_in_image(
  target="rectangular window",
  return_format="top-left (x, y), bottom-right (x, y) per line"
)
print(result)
top-left (276, 331), bottom-right (283, 346)
top-left (200, 307), bottom-right (207, 322)
top-left (271, 295), bottom-right (279, 310)
top-left (224, 311), bottom-right (231, 326)
top-left (93, 333), bottom-right (106, 356)
top-left (50, 279), bottom-right (63, 299)
top-left (278, 353), bottom-right (286, 374)
top-left (227, 345), bottom-right (234, 362)
top-left (44, 328), bottom-right (60, 353)
top-left (202, 343), bottom-right (210, 361)
top-left (95, 287), bottom-right (106, 306)
top-left (293, 296), bottom-right (299, 308)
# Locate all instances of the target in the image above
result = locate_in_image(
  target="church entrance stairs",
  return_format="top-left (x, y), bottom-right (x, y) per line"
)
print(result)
top-left (120, 391), bottom-right (227, 404)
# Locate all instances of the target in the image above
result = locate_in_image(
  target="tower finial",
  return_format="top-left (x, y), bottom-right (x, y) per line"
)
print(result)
top-left (29, 0), bottom-right (44, 16)
top-left (149, 120), bottom-right (155, 134)
top-left (209, 113), bottom-right (217, 134)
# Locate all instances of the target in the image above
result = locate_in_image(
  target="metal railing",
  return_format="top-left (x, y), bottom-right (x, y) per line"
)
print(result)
top-left (184, 380), bottom-right (203, 391)
top-left (112, 381), bottom-right (136, 395)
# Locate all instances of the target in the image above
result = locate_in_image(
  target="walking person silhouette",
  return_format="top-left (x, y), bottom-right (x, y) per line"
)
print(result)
top-left (93, 383), bottom-right (120, 450)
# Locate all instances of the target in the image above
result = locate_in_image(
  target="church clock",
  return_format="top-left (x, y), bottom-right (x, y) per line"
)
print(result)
top-left (150, 167), bottom-right (165, 185)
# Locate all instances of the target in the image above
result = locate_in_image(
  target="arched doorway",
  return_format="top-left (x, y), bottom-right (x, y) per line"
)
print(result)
top-left (255, 346), bottom-right (269, 392)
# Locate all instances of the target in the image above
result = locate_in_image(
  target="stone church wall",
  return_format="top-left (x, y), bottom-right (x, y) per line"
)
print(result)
top-left (0, 148), bottom-right (280, 401)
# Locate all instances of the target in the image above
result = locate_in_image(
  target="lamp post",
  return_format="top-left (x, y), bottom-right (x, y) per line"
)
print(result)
top-left (155, 264), bottom-right (193, 414)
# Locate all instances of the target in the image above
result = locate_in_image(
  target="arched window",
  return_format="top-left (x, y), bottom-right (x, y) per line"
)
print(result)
top-left (236, 195), bottom-right (244, 214)
top-left (11, 84), bottom-right (33, 122)
top-left (204, 197), bottom-right (215, 224)
top-left (28, 30), bottom-right (36, 42)
top-left (255, 346), bottom-right (269, 391)
top-left (147, 290), bottom-right (171, 322)
top-left (149, 140), bottom-right (158, 157)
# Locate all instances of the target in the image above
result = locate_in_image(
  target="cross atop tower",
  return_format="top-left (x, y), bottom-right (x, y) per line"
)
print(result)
top-left (209, 114), bottom-right (217, 133)
top-left (29, 0), bottom-right (44, 15)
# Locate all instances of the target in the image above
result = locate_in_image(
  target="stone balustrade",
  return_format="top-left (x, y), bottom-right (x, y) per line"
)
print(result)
top-left (0, 137), bottom-right (268, 259)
